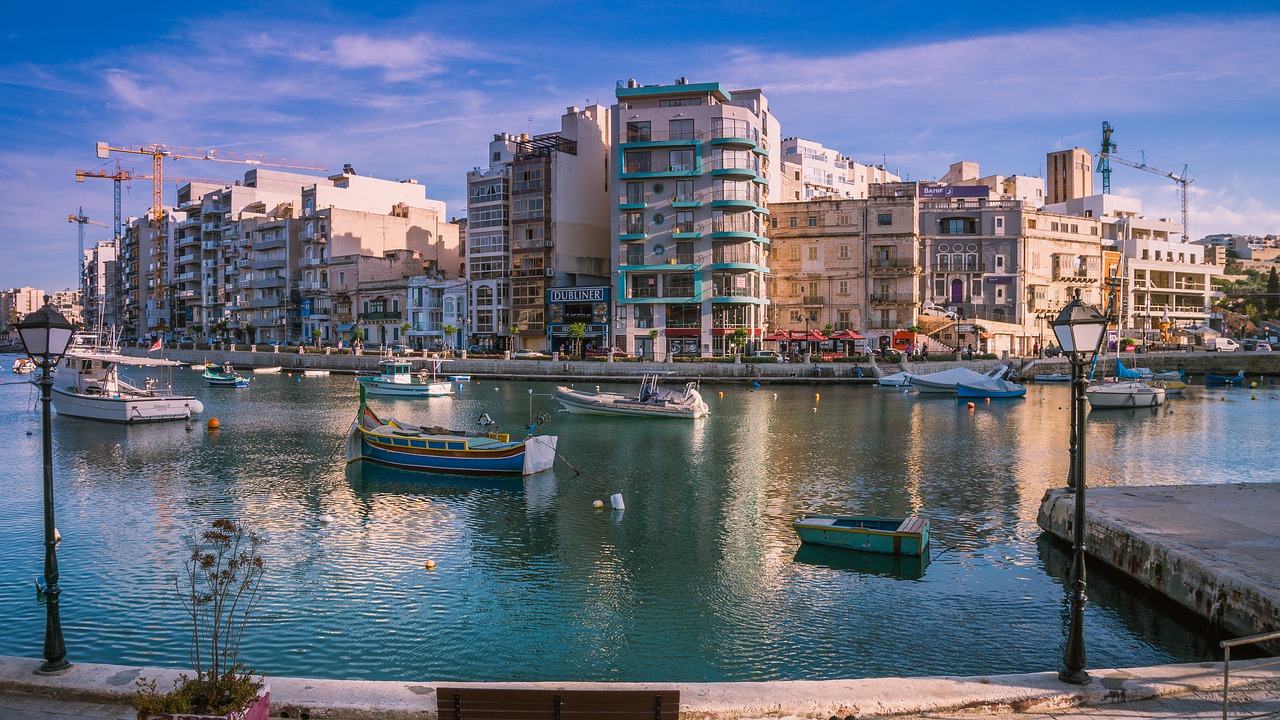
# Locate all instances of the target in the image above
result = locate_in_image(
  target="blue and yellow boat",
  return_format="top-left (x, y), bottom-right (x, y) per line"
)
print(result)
top-left (793, 515), bottom-right (930, 556)
top-left (345, 387), bottom-right (557, 476)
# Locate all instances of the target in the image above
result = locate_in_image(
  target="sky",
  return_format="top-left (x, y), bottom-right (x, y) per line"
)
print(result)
top-left (3, 1), bottom-right (1279, 292)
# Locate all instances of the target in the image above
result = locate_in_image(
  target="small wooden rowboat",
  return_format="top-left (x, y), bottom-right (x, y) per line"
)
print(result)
top-left (793, 515), bottom-right (929, 556)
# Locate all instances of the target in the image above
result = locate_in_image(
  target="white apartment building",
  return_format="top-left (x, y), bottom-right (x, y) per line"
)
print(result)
top-left (465, 105), bottom-right (612, 353)
top-left (1046, 193), bottom-right (1220, 339)
top-left (82, 240), bottom-right (119, 331)
top-left (612, 78), bottom-right (781, 357)
top-left (779, 138), bottom-right (899, 202)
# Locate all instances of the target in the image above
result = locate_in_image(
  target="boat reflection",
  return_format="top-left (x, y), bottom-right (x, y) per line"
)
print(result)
top-left (792, 544), bottom-right (930, 580)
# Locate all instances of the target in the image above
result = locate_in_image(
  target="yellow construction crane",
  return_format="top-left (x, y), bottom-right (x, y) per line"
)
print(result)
top-left (93, 142), bottom-right (327, 298)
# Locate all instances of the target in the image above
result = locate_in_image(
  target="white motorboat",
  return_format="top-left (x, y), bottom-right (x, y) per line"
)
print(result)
top-left (51, 350), bottom-right (204, 423)
top-left (1086, 380), bottom-right (1166, 408)
top-left (909, 365), bottom-right (1008, 393)
top-left (554, 374), bottom-right (710, 418)
top-left (877, 371), bottom-right (912, 387)
top-left (12, 358), bottom-right (36, 374)
top-left (1033, 373), bottom-right (1071, 382)
top-left (356, 357), bottom-right (453, 397)
top-left (253, 366), bottom-right (282, 375)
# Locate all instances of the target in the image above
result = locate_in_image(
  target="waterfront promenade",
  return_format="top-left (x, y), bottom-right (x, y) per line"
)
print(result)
top-left (1, 655), bottom-right (1277, 719)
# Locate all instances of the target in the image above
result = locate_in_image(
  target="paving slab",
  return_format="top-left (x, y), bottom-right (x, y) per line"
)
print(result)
top-left (2, 655), bottom-right (1279, 719)
top-left (1038, 482), bottom-right (1280, 649)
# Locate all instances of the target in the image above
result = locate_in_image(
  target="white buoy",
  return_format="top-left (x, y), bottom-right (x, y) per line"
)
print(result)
top-left (53, 528), bottom-right (62, 544)
top-left (610, 493), bottom-right (625, 510)
top-left (318, 513), bottom-right (334, 524)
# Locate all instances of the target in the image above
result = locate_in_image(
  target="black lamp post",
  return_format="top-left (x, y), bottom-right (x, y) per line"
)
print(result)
top-left (1051, 293), bottom-right (1108, 685)
top-left (18, 304), bottom-right (75, 675)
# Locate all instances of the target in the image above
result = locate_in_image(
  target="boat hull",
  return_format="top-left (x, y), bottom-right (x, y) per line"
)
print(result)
top-left (52, 387), bottom-right (203, 423)
top-left (357, 378), bottom-right (454, 397)
top-left (793, 515), bottom-right (929, 556)
top-left (346, 410), bottom-right (557, 476)
top-left (1086, 382), bottom-right (1166, 408)
top-left (956, 385), bottom-right (1026, 399)
top-left (553, 387), bottom-right (708, 418)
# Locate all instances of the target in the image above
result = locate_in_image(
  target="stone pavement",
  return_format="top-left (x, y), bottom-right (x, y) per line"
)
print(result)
top-left (0, 655), bottom-right (1277, 719)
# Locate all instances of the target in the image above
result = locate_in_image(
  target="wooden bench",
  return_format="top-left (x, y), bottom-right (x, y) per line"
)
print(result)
top-left (435, 687), bottom-right (679, 720)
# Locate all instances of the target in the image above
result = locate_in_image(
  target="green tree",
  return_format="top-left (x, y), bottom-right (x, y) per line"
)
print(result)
top-left (1267, 268), bottom-right (1279, 314)
top-left (443, 324), bottom-right (457, 349)
top-left (568, 322), bottom-right (587, 357)
top-left (648, 328), bottom-right (660, 360)
top-left (311, 328), bottom-right (322, 346)
top-left (729, 327), bottom-right (748, 355)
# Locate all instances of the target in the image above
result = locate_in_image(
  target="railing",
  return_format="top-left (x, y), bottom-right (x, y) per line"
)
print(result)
top-left (1220, 630), bottom-right (1280, 720)
top-left (620, 222), bottom-right (645, 235)
top-left (712, 218), bottom-right (757, 234)
top-left (673, 221), bottom-right (696, 233)
top-left (622, 128), bottom-right (703, 143)
top-left (711, 189), bottom-right (757, 202)
top-left (359, 311), bottom-right (403, 321)
top-left (870, 259), bottom-right (918, 271)
top-left (675, 253), bottom-right (694, 264)
top-left (624, 162), bottom-right (652, 173)
top-left (802, 296), bottom-right (825, 306)
top-left (708, 159), bottom-right (758, 172)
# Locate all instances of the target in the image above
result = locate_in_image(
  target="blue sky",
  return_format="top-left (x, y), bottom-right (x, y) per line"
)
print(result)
top-left (3, 1), bottom-right (1278, 292)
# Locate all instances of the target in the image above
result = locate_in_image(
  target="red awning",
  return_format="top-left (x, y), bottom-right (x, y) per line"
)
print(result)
top-left (828, 329), bottom-right (865, 340)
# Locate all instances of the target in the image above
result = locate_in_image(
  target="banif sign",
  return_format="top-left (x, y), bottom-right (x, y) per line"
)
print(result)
top-left (920, 185), bottom-right (990, 199)
top-left (548, 287), bottom-right (608, 303)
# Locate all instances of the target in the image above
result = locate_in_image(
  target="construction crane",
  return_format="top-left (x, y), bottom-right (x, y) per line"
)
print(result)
top-left (93, 142), bottom-right (327, 298)
top-left (75, 164), bottom-right (226, 243)
top-left (1098, 121), bottom-right (1194, 240)
top-left (68, 208), bottom-right (109, 302)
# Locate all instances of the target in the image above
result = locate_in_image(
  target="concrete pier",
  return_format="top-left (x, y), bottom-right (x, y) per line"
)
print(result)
top-left (1038, 483), bottom-right (1280, 651)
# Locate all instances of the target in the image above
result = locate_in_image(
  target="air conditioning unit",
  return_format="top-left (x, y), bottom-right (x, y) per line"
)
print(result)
top-left (544, 268), bottom-right (555, 276)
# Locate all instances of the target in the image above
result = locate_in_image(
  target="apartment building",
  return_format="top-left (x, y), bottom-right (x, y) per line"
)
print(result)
top-left (82, 240), bottom-right (119, 331)
top-left (778, 138), bottom-right (899, 202)
top-left (612, 78), bottom-right (781, 358)
top-left (1046, 193), bottom-right (1220, 339)
top-left (768, 184), bottom-right (921, 346)
top-left (465, 105), bottom-right (612, 353)
top-left (118, 214), bottom-right (175, 340)
top-left (327, 249), bottom-right (426, 348)
top-left (2, 286), bottom-right (46, 327)
top-left (48, 290), bottom-right (82, 327)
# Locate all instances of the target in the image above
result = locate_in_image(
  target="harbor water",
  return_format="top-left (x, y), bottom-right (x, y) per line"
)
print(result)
top-left (1, 356), bottom-right (1277, 682)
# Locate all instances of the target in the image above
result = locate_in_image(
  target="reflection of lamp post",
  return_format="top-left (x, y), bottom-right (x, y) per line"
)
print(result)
top-left (1051, 292), bottom-right (1108, 685)
top-left (18, 305), bottom-right (75, 675)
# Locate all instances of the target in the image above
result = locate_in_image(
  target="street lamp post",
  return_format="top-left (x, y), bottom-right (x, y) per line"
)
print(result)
top-left (1051, 293), bottom-right (1108, 685)
top-left (18, 305), bottom-right (75, 675)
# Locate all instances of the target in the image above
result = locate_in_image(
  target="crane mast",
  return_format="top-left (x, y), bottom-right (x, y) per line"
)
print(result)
top-left (68, 208), bottom-right (108, 308)
top-left (1098, 121), bottom-right (1193, 241)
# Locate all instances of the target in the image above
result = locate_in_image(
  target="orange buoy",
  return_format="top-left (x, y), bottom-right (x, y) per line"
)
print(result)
top-left (966, 402), bottom-right (975, 410)
top-left (207, 418), bottom-right (221, 429)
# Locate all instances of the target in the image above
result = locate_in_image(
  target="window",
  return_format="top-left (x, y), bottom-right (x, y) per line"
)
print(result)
top-left (971, 278), bottom-right (982, 297)
top-left (838, 244), bottom-right (849, 259)
top-left (788, 246), bottom-right (799, 261)
top-left (770, 217), bottom-right (778, 228)
top-left (623, 212), bottom-right (644, 235)
top-left (668, 149), bottom-right (694, 172)
top-left (789, 217), bottom-right (798, 228)
top-left (877, 213), bottom-right (893, 226)
top-left (995, 255), bottom-right (1004, 270)
top-left (675, 211), bottom-right (694, 233)
top-left (675, 242), bottom-right (694, 264)
top-left (807, 246), bottom-right (818, 260)
top-left (668, 119), bottom-right (695, 140)
top-left (995, 287), bottom-right (1004, 301)
top-left (941, 217), bottom-right (977, 234)
top-left (1027, 219), bottom-right (1037, 229)
top-left (624, 150), bottom-right (651, 173)
top-left (934, 279), bottom-right (945, 297)
top-left (625, 182), bottom-right (644, 204)
top-left (674, 179), bottom-right (694, 203)
top-left (807, 216), bottom-right (817, 227)
top-left (995, 217), bottom-right (1004, 230)
top-left (938, 254), bottom-right (949, 271)
top-left (838, 280), bottom-right (849, 295)
top-left (625, 243), bottom-right (644, 266)
top-left (491, 151), bottom-right (501, 162)
top-left (626, 121), bottom-right (651, 142)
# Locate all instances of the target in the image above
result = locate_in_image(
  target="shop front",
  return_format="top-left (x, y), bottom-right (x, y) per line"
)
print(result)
top-left (547, 286), bottom-right (611, 356)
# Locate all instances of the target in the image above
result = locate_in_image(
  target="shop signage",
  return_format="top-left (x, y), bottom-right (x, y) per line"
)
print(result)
top-left (549, 287), bottom-right (607, 303)
top-left (920, 185), bottom-right (990, 199)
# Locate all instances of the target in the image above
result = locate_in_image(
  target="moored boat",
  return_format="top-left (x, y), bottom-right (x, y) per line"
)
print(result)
top-left (1086, 380), bottom-right (1165, 408)
top-left (1033, 373), bottom-right (1071, 382)
top-left (876, 371), bottom-right (912, 387)
top-left (356, 357), bottom-right (453, 397)
top-left (793, 515), bottom-right (929, 556)
top-left (1205, 370), bottom-right (1245, 387)
top-left (50, 350), bottom-right (204, 423)
top-left (203, 363), bottom-right (249, 388)
top-left (11, 358), bottom-right (36, 374)
top-left (909, 365), bottom-right (1008, 393)
top-left (956, 377), bottom-right (1026, 399)
top-left (253, 366), bottom-right (282, 375)
top-left (553, 374), bottom-right (709, 418)
top-left (345, 387), bottom-right (556, 475)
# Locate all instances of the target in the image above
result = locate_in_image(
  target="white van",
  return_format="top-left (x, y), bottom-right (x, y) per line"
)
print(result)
top-left (1207, 337), bottom-right (1240, 352)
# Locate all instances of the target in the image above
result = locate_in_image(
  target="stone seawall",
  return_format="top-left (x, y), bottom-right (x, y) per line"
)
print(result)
top-left (1038, 484), bottom-right (1280, 652)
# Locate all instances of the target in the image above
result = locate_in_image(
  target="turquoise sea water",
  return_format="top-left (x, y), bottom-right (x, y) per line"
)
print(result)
top-left (1, 355), bottom-right (1277, 682)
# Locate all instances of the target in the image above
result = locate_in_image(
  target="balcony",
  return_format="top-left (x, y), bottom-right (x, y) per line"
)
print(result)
top-left (711, 218), bottom-right (759, 239)
top-left (802, 296), bottom-right (825, 306)
top-left (619, 222), bottom-right (645, 240)
top-left (253, 258), bottom-right (288, 271)
top-left (870, 292), bottom-right (911, 306)
top-left (298, 281), bottom-right (328, 292)
top-left (251, 298), bottom-right (282, 309)
top-left (621, 128), bottom-right (703, 144)
top-left (708, 159), bottom-right (758, 179)
top-left (299, 257), bottom-right (326, 267)
top-left (935, 261), bottom-right (985, 273)
top-left (869, 259), bottom-right (919, 276)
top-left (359, 311), bottom-right (403, 322)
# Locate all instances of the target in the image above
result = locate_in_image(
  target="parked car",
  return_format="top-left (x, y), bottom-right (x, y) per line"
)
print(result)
top-left (585, 346), bottom-right (632, 358)
top-left (512, 349), bottom-right (549, 359)
top-left (1257, 342), bottom-right (1273, 352)
top-left (751, 350), bottom-right (783, 362)
top-left (1206, 337), bottom-right (1240, 352)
